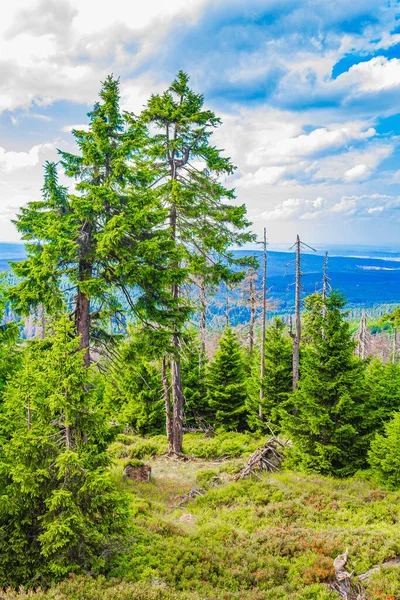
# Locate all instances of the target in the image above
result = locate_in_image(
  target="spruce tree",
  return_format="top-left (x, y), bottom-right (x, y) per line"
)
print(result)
top-left (140, 71), bottom-right (255, 451)
top-left (206, 328), bottom-right (247, 430)
top-left (8, 76), bottom-right (175, 365)
top-left (283, 291), bottom-right (368, 476)
top-left (103, 327), bottom-right (165, 435)
top-left (180, 332), bottom-right (209, 427)
top-left (247, 318), bottom-right (292, 431)
top-left (0, 318), bottom-right (129, 586)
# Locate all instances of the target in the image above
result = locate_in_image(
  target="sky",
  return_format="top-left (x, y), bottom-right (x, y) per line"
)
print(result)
top-left (1, 0), bottom-right (400, 246)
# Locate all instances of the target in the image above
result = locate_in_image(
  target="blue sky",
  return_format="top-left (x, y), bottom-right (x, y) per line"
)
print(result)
top-left (0, 0), bottom-right (400, 245)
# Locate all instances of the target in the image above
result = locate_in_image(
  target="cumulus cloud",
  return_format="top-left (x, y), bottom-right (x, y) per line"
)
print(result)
top-left (339, 56), bottom-right (400, 94)
top-left (330, 194), bottom-right (400, 217)
top-left (0, 142), bottom-right (56, 173)
top-left (343, 163), bottom-right (370, 182)
top-left (262, 197), bottom-right (326, 221)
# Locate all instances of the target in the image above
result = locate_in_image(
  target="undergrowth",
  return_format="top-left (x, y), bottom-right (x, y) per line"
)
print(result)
top-left (3, 433), bottom-right (400, 599)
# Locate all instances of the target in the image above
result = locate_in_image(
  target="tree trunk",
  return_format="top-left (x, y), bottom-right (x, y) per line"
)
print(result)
top-left (162, 355), bottom-right (173, 453)
top-left (171, 343), bottom-right (184, 454)
top-left (292, 235), bottom-right (301, 391)
top-left (169, 198), bottom-right (185, 454)
top-left (259, 228), bottom-right (267, 422)
top-left (75, 283), bottom-right (91, 368)
top-left (199, 275), bottom-right (206, 354)
top-left (248, 269), bottom-right (256, 354)
top-left (225, 283), bottom-right (229, 328)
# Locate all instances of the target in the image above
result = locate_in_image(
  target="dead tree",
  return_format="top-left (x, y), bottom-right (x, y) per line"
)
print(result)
top-left (225, 282), bottom-right (230, 328)
top-left (288, 235), bottom-right (315, 391)
top-left (322, 251), bottom-right (329, 302)
top-left (355, 313), bottom-right (370, 360)
top-left (259, 227), bottom-right (268, 421)
top-left (199, 274), bottom-right (206, 354)
top-left (242, 268), bottom-right (258, 354)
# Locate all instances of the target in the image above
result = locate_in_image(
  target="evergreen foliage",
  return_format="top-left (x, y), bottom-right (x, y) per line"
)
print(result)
top-left (0, 282), bottom-right (20, 397)
top-left (8, 76), bottom-right (177, 362)
top-left (180, 334), bottom-right (209, 427)
top-left (283, 292), bottom-right (368, 476)
top-left (369, 412), bottom-right (400, 490)
top-left (207, 328), bottom-right (247, 430)
top-left (247, 318), bottom-right (292, 431)
top-left (0, 318), bottom-right (130, 586)
top-left (103, 328), bottom-right (165, 435)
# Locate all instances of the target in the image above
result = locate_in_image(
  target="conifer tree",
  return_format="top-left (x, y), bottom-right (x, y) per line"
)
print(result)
top-left (247, 318), bottom-right (292, 431)
top-left (0, 284), bottom-right (20, 397)
top-left (283, 291), bottom-right (368, 476)
top-left (103, 328), bottom-right (165, 435)
top-left (8, 76), bottom-right (175, 365)
top-left (140, 71), bottom-right (255, 451)
top-left (180, 333), bottom-right (209, 427)
top-left (206, 328), bottom-right (247, 430)
top-left (0, 318), bottom-right (129, 586)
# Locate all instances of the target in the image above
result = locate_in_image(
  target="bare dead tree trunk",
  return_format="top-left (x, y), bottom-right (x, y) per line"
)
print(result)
top-left (392, 327), bottom-right (397, 364)
top-left (199, 275), bottom-right (206, 354)
top-left (162, 354), bottom-right (173, 453)
top-left (356, 313), bottom-right (369, 359)
top-left (292, 235), bottom-right (301, 391)
top-left (322, 251), bottom-right (329, 303)
top-left (225, 283), bottom-right (229, 328)
top-left (248, 269), bottom-right (256, 354)
top-left (259, 228), bottom-right (267, 422)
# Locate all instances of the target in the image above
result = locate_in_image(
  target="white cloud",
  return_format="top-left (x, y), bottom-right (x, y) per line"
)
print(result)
top-left (0, 142), bottom-right (56, 173)
top-left (61, 124), bottom-right (90, 133)
top-left (340, 56), bottom-right (400, 93)
top-left (262, 196), bottom-right (327, 221)
top-left (330, 196), bottom-right (357, 214)
top-left (343, 163), bottom-right (370, 182)
top-left (247, 123), bottom-right (375, 167)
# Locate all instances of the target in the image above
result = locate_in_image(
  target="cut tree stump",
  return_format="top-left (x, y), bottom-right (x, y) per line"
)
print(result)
top-left (123, 463), bottom-right (151, 482)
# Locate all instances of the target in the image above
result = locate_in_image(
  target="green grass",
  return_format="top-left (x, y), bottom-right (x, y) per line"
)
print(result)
top-left (3, 433), bottom-right (400, 599)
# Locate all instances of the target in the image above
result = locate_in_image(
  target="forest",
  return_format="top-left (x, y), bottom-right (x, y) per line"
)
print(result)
top-left (1, 72), bottom-right (400, 599)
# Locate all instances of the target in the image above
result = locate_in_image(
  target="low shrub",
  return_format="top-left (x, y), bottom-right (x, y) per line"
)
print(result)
top-left (196, 469), bottom-right (220, 487)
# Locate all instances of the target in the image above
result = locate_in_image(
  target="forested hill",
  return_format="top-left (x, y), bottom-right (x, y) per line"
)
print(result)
top-left (3, 242), bottom-right (400, 311)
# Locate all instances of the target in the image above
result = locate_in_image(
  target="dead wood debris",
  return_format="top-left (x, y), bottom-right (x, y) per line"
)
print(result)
top-left (329, 550), bottom-right (400, 599)
top-left (174, 488), bottom-right (205, 506)
top-left (233, 437), bottom-right (287, 481)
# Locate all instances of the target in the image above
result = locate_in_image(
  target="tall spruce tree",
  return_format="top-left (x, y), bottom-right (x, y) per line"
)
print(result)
top-left (283, 291), bottom-right (368, 476)
top-left (8, 76), bottom-right (176, 365)
top-left (140, 71), bottom-right (255, 452)
top-left (206, 328), bottom-right (247, 430)
top-left (0, 318), bottom-right (129, 586)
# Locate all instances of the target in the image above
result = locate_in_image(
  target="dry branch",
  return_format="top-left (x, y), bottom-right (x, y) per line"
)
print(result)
top-left (233, 437), bottom-right (286, 481)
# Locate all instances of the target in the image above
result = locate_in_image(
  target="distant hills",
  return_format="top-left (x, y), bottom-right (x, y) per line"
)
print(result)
top-left (1, 243), bottom-right (400, 315)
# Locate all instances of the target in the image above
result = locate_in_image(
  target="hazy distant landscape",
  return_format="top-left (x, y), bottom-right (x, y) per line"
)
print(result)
top-left (3, 242), bottom-right (400, 312)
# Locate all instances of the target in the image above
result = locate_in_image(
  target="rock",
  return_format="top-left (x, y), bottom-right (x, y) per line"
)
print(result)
top-left (123, 463), bottom-right (151, 482)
